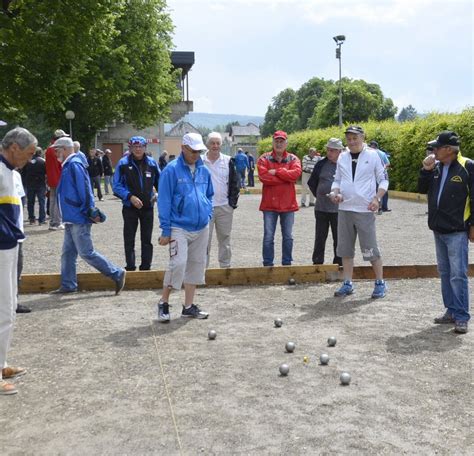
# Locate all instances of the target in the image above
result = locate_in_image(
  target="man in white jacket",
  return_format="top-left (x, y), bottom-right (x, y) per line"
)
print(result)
top-left (329, 125), bottom-right (388, 298)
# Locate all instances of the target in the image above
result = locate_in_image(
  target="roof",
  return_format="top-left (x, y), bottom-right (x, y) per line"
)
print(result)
top-left (171, 52), bottom-right (195, 79)
top-left (231, 123), bottom-right (261, 137)
top-left (166, 121), bottom-right (201, 137)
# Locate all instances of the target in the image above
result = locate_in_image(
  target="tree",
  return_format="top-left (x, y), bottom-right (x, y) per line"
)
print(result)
top-left (275, 101), bottom-right (299, 134)
top-left (225, 121), bottom-right (240, 134)
top-left (398, 105), bottom-right (418, 122)
top-left (0, 0), bottom-right (180, 147)
top-left (308, 78), bottom-right (397, 129)
top-left (294, 77), bottom-right (331, 129)
top-left (261, 88), bottom-right (296, 137)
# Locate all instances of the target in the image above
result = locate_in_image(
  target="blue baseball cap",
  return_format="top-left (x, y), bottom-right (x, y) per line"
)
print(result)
top-left (128, 136), bottom-right (147, 146)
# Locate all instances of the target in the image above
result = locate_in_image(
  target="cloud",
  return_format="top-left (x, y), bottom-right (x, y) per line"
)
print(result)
top-left (192, 95), bottom-right (215, 113)
top-left (301, 0), bottom-right (431, 25)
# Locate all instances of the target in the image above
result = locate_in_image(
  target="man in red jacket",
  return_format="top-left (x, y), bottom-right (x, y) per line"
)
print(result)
top-left (45, 129), bottom-right (68, 230)
top-left (257, 130), bottom-right (302, 266)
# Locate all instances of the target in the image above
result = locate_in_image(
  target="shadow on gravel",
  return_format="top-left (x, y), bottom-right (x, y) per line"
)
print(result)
top-left (23, 229), bottom-right (54, 236)
top-left (104, 319), bottom-right (191, 347)
top-left (298, 296), bottom-right (373, 321)
top-left (386, 325), bottom-right (462, 355)
top-left (23, 292), bottom-right (113, 312)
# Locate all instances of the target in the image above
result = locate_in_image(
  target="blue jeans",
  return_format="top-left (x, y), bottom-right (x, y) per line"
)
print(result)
top-left (237, 169), bottom-right (246, 188)
top-left (61, 224), bottom-right (123, 290)
top-left (262, 211), bottom-right (295, 266)
top-left (434, 231), bottom-right (470, 322)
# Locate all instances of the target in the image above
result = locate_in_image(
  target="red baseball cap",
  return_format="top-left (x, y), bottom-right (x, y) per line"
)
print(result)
top-left (273, 130), bottom-right (287, 140)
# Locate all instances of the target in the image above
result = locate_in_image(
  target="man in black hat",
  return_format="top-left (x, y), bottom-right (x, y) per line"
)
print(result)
top-left (329, 125), bottom-right (389, 299)
top-left (419, 131), bottom-right (474, 334)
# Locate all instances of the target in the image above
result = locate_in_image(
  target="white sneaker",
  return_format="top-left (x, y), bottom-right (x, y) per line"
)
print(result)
top-left (157, 302), bottom-right (170, 323)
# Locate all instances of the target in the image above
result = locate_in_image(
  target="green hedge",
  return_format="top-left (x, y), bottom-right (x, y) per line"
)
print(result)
top-left (257, 108), bottom-right (474, 192)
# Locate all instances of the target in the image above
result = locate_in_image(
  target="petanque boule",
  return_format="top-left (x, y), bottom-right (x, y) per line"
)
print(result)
top-left (279, 364), bottom-right (290, 376)
top-left (285, 342), bottom-right (296, 353)
top-left (274, 318), bottom-right (283, 328)
top-left (208, 330), bottom-right (217, 340)
top-left (340, 372), bottom-right (351, 385)
top-left (327, 336), bottom-right (337, 347)
top-left (288, 278), bottom-right (296, 285)
top-left (319, 353), bottom-right (330, 365)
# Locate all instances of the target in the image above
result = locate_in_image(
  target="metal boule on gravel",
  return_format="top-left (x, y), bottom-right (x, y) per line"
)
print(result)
top-left (319, 353), bottom-right (330, 365)
top-left (285, 342), bottom-right (296, 353)
top-left (274, 318), bottom-right (283, 328)
top-left (340, 372), bottom-right (351, 385)
top-left (279, 364), bottom-right (290, 376)
top-left (327, 336), bottom-right (337, 347)
top-left (208, 330), bottom-right (217, 340)
top-left (288, 278), bottom-right (296, 285)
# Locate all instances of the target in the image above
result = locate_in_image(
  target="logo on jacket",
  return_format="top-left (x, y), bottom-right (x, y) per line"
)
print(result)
top-left (450, 175), bottom-right (462, 183)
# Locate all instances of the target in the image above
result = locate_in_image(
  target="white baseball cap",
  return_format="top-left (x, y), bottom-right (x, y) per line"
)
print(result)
top-left (182, 133), bottom-right (206, 151)
top-left (52, 137), bottom-right (74, 148)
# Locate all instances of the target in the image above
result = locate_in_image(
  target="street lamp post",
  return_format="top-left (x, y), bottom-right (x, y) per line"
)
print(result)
top-left (65, 110), bottom-right (75, 137)
top-left (333, 35), bottom-right (346, 127)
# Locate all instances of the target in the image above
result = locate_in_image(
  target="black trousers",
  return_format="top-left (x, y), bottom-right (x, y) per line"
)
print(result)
top-left (312, 210), bottom-right (342, 266)
top-left (248, 169), bottom-right (255, 187)
top-left (122, 206), bottom-right (154, 270)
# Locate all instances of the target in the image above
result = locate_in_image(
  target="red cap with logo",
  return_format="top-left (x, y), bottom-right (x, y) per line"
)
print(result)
top-left (273, 130), bottom-right (288, 140)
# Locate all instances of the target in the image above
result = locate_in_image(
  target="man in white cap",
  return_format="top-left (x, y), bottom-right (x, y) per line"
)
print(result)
top-left (50, 137), bottom-right (126, 295)
top-left (308, 138), bottom-right (344, 266)
top-left (156, 133), bottom-right (214, 322)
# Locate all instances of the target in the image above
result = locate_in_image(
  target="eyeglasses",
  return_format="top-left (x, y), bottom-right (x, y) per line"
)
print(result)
top-left (184, 145), bottom-right (201, 154)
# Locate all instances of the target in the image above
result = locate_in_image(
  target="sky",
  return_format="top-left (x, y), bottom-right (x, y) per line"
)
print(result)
top-left (167, 0), bottom-right (473, 117)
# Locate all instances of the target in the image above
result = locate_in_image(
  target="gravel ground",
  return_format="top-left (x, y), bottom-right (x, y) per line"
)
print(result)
top-left (2, 279), bottom-right (473, 455)
top-left (3, 192), bottom-right (473, 455)
top-left (21, 193), bottom-right (470, 275)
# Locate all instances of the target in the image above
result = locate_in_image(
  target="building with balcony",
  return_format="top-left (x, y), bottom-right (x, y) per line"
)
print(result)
top-left (96, 52), bottom-right (195, 166)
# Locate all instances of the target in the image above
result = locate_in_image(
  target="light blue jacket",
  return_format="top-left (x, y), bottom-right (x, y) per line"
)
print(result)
top-left (158, 153), bottom-right (214, 237)
top-left (58, 154), bottom-right (95, 224)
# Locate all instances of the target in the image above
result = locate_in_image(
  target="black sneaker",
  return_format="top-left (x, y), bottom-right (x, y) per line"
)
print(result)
top-left (181, 304), bottom-right (209, 319)
top-left (454, 321), bottom-right (468, 334)
top-left (434, 312), bottom-right (455, 324)
top-left (158, 302), bottom-right (170, 323)
top-left (16, 304), bottom-right (31, 313)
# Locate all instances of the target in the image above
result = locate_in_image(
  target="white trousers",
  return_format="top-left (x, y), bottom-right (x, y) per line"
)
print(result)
top-left (301, 172), bottom-right (314, 206)
top-left (163, 226), bottom-right (209, 290)
top-left (0, 246), bottom-right (18, 378)
top-left (207, 204), bottom-right (234, 268)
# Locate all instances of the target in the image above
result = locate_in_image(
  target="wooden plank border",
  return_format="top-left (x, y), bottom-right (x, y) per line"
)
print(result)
top-left (241, 187), bottom-right (429, 202)
top-left (18, 264), bottom-right (474, 294)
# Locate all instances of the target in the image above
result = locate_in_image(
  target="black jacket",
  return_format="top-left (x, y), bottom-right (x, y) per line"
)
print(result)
top-left (23, 156), bottom-right (46, 188)
top-left (87, 156), bottom-right (103, 178)
top-left (418, 155), bottom-right (474, 234)
top-left (113, 154), bottom-right (160, 209)
top-left (307, 157), bottom-right (328, 197)
top-left (102, 155), bottom-right (113, 176)
top-left (228, 157), bottom-right (240, 208)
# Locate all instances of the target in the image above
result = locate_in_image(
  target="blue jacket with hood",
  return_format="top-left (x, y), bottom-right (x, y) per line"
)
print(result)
top-left (158, 153), bottom-right (214, 237)
top-left (58, 153), bottom-right (95, 224)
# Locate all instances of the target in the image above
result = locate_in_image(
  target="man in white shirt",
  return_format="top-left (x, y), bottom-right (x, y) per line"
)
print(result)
top-left (330, 125), bottom-right (389, 299)
top-left (202, 132), bottom-right (240, 268)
